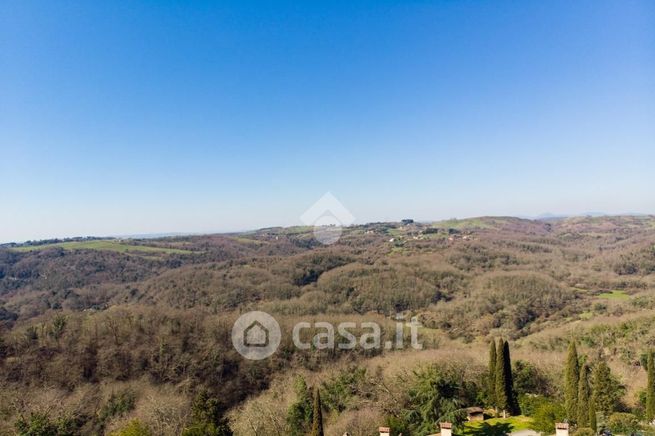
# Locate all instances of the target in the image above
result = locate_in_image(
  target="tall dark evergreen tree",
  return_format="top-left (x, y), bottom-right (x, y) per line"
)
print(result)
top-left (488, 339), bottom-right (497, 409)
top-left (494, 340), bottom-right (518, 416)
top-left (495, 339), bottom-right (508, 416)
top-left (577, 364), bottom-right (591, 427)
top-left (310, 387), bottom-right (324, 436)
top-left (565, 341), bottom-right (580, 422)
top-left (590, 401), bottom-right (597, 432)
top-left (502, 340), bottom-right (520, 415)
top-left (647, 351), bottom-right (655, 422)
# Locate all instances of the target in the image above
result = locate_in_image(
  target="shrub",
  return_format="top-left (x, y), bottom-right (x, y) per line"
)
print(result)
top-left (519, 394), bottom-right (551, 417)
top-left (513, 361), bottom-right (553, 396)
top-left (110, 419), bottom-right (152, 436)
top-left (99, 389), bottom-right (137, 424)
top-left (607, 412), bottom-right (639, 435)
top-left (400, 364), bottom-right (478, 434)
top-left (184, 390), bottom-right (232, 436)
top-left (15, 412), bottom-right (76, 436)
top-left (181, 422), bottom-right (219, 436)
top-left (287, 377), bottom-right (313, 436)
top-left (321, 367), bottom-right (368, 413)
top-left (532, 400), bottom-right (566, 434)
top-left (592, 361), bottom-right (625, 416)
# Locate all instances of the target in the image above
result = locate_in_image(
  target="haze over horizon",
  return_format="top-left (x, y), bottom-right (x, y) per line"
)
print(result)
top-left (4, 211), bottom-right (655, 245)
top-left (2, 1), bottom-right (654, 243)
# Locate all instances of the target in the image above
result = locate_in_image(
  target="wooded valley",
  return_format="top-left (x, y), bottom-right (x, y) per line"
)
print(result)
top-left (1, 215), bottom-right (655, 435)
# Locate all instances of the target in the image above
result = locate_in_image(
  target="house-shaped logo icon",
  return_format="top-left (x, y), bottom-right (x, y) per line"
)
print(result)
top-left (300, 192), bottom-right (355, 245)
top-left (231, 311), bottom-right (282, 360)
top-left (243, 320), bottom-right (269, 347)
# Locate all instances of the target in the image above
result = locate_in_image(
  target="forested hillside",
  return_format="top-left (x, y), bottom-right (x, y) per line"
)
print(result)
top-left (1, 216), bottom-right (655, 435)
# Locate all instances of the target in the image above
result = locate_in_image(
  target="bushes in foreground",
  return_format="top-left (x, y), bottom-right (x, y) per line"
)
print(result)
top-left (109, 419), bottom-right (152, 436)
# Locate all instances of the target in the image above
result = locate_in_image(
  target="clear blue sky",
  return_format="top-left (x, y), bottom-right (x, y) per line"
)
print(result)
top-left (1, 1), bottom-right (654, 242)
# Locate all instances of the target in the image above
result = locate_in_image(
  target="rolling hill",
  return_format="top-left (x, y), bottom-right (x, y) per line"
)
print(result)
top-left (1, 215), bottom-right (655, 435)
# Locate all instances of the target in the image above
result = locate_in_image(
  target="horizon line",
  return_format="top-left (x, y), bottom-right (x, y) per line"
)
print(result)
top-left (2, 212), bottom-right (653, 246)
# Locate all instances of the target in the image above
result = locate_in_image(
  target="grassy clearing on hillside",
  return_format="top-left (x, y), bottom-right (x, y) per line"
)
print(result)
top-left (598, 290), bottom-right (630, 300)
top-left (459, 416), bottom-right (534, 435)
top-left (433, 218), bottom-right (495, 229)
top-left (11, 240), bottom-right (194, 254)
top-left (230, 236), bottom-right (269, 246)
top-left (276, 226), bottom-right (313, 235)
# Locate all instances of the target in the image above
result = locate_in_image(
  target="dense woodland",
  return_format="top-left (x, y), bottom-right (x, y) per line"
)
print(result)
top-left (1, 216), bottom-right (655, 435)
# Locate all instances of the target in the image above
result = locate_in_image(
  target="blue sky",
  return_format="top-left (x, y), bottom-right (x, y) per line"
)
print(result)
top-left (1, 1), bottom-right (654, 242)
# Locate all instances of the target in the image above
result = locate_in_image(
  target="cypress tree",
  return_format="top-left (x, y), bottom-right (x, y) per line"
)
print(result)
top-left (565, 341), bottom-right (580, 422)
top-left (488, 339), bottom-right (497, 409)
top-left (647, 351), bottom-right (655, 422)
top-left (577, 364), bottom-right (591, 427)
top-left (502, 340), bottom-right (520, 415)
top-left (310, 387), bottom-right (324, 436)
top-left (590, 401), bottom-right (597, 432)
top-left (495, 339), bottom-right (509, 417)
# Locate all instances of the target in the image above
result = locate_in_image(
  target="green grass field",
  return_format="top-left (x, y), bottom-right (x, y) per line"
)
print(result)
top-left (597, 290), bottom-right (630, 300)
top-left (432, 217), bottom-right (496, 230)
top-left (459, 416), bottom-right (534, 436)
top-left (11, 240), bottom-right (194, 254)
top-left (231, 236), bottom-right (269, 246)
